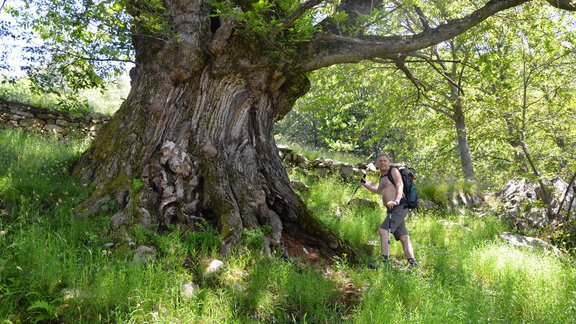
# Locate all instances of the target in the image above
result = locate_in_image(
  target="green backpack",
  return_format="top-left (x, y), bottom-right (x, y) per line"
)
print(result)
top-left (383, 166), bottom-right (419, 209)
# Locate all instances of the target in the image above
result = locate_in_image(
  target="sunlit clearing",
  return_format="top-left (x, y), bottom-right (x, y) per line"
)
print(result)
top-left (465, 243), bottom-right (567, 316)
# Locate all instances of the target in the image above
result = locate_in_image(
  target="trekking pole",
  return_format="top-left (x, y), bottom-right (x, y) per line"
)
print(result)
top-left (339, 183), bottom-right (360, 220)
top-left (337, 154), bottom-right (373, 221)
top-left (338, 173), bottom-right (366, 221)
top-left (387, 209), bottom-right (392, 270)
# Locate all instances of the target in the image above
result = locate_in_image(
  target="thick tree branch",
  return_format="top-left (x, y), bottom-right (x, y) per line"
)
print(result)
top-left (57, 50), bottom-right (137, 65)
top-left (297, 0), bottom-right (530, 72)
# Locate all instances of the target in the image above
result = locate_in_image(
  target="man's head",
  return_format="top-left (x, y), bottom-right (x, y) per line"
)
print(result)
top-left (376, 153), bottom-right (391, 173)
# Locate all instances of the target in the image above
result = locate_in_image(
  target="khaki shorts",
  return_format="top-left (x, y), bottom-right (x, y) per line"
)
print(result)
top-left (379, 203), bottom-right (410, 240)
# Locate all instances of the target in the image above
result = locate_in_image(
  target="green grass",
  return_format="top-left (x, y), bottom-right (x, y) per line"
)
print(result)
top-left (1, 129), bottom-right (575, 323)
top-left (0, 129), bottom-right (91, 209)
top-left (0, 77), bottom-right (128, 116)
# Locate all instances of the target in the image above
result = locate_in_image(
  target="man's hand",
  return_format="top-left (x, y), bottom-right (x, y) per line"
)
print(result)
top-left (386, 200), bottom-right (399, 209)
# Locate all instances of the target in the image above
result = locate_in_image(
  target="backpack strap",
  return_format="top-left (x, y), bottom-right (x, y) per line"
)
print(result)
top-left (380, 167), bottom-right (397, 187)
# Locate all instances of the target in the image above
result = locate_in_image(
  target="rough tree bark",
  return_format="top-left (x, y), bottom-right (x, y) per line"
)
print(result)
top-left (454, 98), bottom-right (476, 181)
top-left (71, 0), bottom-right (572, 259)
top-left (72, 2), bottom-right (343, 257)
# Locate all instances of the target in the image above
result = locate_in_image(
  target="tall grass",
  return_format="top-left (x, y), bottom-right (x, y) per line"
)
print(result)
top-left (0, 129), bottom-right (90, 208)
top-left (289, 166), bottom-right (576, 323)
top-left (1, 129), bottom-right (575, 323)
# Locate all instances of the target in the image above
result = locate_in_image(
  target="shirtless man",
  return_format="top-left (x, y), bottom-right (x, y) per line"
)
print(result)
top-left (361, 153), bottom-right (418, 268)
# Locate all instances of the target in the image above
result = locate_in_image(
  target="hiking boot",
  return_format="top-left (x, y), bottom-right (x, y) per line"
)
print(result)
top-left (408, 258), bottom-right (419, 268)
top-left (368, 255), bottom-right (389, 269)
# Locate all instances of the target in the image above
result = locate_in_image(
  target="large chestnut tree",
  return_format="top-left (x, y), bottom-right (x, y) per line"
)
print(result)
top-left (4, 0), bottom-right (575, 257)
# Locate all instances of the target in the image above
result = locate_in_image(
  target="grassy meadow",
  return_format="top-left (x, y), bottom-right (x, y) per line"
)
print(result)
top-left (1, 128), bottom-right (575, 323)
top-left (0, 77), bottom-right (129, 116)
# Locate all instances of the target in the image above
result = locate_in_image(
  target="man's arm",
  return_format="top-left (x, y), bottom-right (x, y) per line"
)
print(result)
top-left (391, 168), bottom-right (403, 204)
top-left (361, 177), bottom-right (382, 195)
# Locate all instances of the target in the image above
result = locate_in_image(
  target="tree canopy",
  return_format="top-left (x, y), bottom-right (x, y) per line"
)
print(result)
top-left (2, 0), bottom-right (575, 92)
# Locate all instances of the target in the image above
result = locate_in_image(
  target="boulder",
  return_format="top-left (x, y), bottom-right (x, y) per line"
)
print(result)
top-left (133, 245), bottom-right (157, 263)
top-left (205, 259), bottom-right (225, 275)
top-left (291, 180), bottom-right (309, 192)
top-left (500, 232), bottom-right (563, 257)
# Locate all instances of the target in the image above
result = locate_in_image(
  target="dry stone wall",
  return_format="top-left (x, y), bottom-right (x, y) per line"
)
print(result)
top-left (0, 99), bottom-right (110, 140)
top-left (277, 145), bottom-right (373, 181)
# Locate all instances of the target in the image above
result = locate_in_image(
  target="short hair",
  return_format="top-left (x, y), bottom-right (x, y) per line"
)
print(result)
top-left (376, 153), bottom-right (391, 162)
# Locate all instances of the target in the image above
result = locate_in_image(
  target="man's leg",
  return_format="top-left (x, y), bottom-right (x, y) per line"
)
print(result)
top-left (369, 212), bottom-right (393, 268)
top-left (378, 227), bottom-right (390, 259)
top-left (398, 234), bottom-right (414, 259)
top-left (399, 233), bottom-right (418, 267)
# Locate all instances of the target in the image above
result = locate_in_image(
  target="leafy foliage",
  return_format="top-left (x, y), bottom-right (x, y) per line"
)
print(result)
top-left (27, 300), bottom-right (57, 323)
top-left (471, 4), bottom-right (576, 183)
top-left (276, 62), bottom-right (416, 158)
top-left (3, 0), bottom-right (134, 93)
top-left (276, 2), bottom-right (576, 190)
top-left (211, 0), bottom-right (319, 59)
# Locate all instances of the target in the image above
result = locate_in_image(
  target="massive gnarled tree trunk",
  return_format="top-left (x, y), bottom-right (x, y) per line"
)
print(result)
top-left (71, 0), bottom-right (572, 258)
top-left (72, 2), bottom-right (343, 256)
